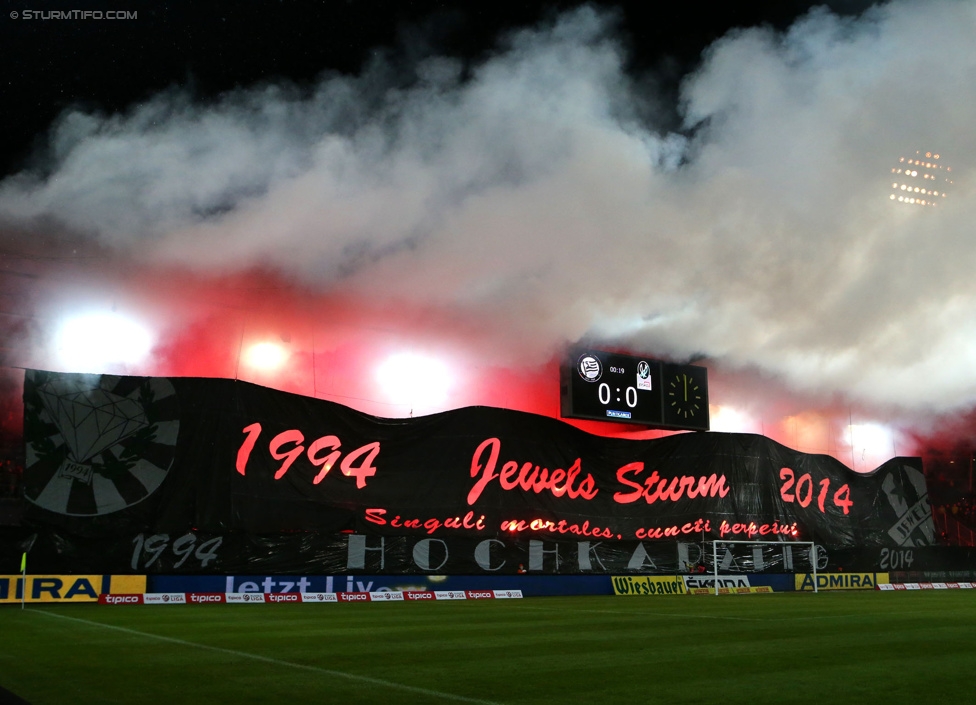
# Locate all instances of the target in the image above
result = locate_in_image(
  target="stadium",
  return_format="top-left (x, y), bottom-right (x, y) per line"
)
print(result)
top-left (2, 1), bottom-right (976, 703)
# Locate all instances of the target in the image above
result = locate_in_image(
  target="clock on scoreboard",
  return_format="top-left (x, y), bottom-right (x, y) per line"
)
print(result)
top-left (560, 349), bottom-right (709, 431)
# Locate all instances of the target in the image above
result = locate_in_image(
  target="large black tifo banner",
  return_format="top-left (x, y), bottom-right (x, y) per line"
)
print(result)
top-left (17, 370), bottom-right (936, 573)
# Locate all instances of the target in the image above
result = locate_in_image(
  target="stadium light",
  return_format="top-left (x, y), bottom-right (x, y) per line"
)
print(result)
top-left (375, 352), bottom-right (452, 410)
top-left (245, 342), bottom-right (289, 370)
top-left (889, 150), bottom-right (951, 208)
top-left (848, 422), bottom-right (895, 460)
top-left (54, 312), bottom-right (154, 372)
top-left (709, 405), bottom-right (756, 433)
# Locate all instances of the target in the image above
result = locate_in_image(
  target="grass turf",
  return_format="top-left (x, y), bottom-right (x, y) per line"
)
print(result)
top-left (1, 592), bottom-right (975, 704)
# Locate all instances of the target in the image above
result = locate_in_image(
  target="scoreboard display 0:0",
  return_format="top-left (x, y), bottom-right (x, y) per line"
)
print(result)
top-left (560, 350), bottom-right (709, 431)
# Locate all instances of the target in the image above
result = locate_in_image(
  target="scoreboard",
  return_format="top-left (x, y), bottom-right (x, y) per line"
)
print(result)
top-left (560, 349), bottom-right (709, 431)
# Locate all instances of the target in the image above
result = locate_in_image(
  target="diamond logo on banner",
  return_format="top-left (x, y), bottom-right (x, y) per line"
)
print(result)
top-left (24, 371), bottom-right (180, 516)
top-left (36, 379), bottom-right (149, 462)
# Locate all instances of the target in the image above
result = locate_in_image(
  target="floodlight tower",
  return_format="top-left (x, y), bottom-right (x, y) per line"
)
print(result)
top-left (889, 150), bottom-right (952, 207)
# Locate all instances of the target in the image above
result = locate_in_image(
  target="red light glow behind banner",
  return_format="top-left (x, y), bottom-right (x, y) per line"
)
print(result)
top-left (7, 262), bottom-right (915, 471)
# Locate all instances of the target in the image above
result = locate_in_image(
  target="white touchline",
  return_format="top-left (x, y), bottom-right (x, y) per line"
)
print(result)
top-left (32, 609), bottom-right (503, 705)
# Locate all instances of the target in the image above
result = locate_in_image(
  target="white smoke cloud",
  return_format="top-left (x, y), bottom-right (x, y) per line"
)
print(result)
top-left (2, 1), bottom-right (976, 414)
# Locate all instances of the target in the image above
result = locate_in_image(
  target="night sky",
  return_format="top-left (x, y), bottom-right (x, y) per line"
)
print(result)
top-left (1, 1), bottom-right (872, 175)
top-left (2, 1), bottom-right (974, 486)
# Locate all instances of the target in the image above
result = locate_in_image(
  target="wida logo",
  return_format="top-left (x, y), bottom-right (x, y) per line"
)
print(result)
top-left (465, 591), bottom-right (494, 600)
top-left (268, 593), bottom-right (299, 603)
top-left (189, 593), bottom-right (224, 603)
top-left (338, 592), bottom-right (369, 602)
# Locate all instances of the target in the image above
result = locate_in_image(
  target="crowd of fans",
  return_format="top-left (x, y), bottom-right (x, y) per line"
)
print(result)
top-left (939, 496), bottom-right (976, 529)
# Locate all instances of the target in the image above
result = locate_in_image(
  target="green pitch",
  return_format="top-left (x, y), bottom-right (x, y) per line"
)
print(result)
top-left (2, 592), bottom-right (975, 704)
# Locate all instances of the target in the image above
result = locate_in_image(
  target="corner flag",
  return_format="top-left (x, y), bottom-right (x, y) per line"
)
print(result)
top-left (20, 552), bottom-right (26, 573)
